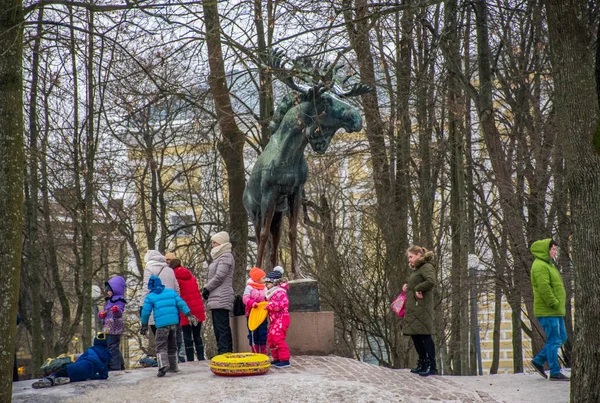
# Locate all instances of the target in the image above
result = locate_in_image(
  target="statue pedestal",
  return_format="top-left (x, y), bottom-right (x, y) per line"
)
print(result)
top-left (288, 278), bottom-right (320, 312)
top-left (231, 311), bottom-right (334, 355)
top-left (231, 278), bottom-right (334, 355)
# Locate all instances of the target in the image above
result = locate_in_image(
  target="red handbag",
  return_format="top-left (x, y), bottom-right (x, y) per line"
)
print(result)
top-left (391, 291), bottom-right (406, 318)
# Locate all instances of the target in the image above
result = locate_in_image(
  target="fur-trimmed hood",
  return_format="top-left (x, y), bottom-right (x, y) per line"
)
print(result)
top-left (412, 250), bottom-right (435, 269)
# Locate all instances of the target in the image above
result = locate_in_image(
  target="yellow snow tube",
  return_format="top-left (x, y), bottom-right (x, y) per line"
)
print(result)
top-left (210, 353), bottom-right (270, 377)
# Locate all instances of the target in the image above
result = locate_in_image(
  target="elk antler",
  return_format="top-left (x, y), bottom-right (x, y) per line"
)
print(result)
top-left (266, 48), bottom-right (374, 98)
top-left (266, 48), bottom-right (311, 94)
top-left (335, 82), bottom-right (375, 98)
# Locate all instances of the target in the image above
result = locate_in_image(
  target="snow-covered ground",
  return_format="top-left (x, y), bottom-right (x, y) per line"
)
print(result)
top-left (450, 369), bottom-right (571, 403)
top-left (12, 356), bottom-right (570, 403)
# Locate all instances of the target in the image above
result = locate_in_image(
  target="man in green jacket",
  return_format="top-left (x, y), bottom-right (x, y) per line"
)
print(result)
top-left (530, 238), bottom-right (569, 381)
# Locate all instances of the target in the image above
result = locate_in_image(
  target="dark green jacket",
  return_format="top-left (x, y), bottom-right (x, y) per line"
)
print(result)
top-left (403, 251), bottom-right (436, 336)
top-left (530, 238), bottom-right (566, 317)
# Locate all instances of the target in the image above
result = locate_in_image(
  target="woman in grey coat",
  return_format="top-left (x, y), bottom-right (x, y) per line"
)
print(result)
top-left (202, 231), bottom-right (234, 354)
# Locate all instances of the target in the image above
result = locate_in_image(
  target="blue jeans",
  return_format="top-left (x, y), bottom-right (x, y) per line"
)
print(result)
top-left (533, 316), bottom-right (567, 376)
top-left (247, 317), bottom-right (268, 348)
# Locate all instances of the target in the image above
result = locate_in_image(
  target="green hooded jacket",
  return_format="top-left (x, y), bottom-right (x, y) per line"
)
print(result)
top-left (530, 238), bottom-right (566, 317)
top-left (402, 251), bottom-right (437, 336)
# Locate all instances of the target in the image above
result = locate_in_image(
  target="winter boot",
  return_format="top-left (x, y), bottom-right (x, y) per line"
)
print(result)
top-left (259, 345), bottom-right (268, 355)
top-left (195, 340), bottom-right (205, 360)
top-left (157, 354), bottom-right (169, 377)
top-left (418, 358), bottom-right (438, 377)
top-left (274, 360), bottom-right (291, 368)
top-left (186, 345), bottom-right (196, 362)
top-left (168, 355), bottom-right (180, 373)
top-left (410, 359), bottom-right (426, 374)
top-left (53, 377), bottom-right (70, 386)
top-left (32, 377), bottom-right (54, 389)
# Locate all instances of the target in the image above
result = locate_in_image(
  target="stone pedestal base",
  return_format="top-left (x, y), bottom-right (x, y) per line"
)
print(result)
top-left (288, 278), bottom-right (320, 312)
top-left (231, 311), bottom-right (334, 355)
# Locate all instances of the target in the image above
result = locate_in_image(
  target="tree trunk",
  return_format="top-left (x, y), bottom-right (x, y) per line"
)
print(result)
top-left (463, 6), bottom-right (478, 375)
top-left (489, 275), bottom-right (502, 375)
top-left (253, 0), bottom-right (274, 149)
top-left (391, 2), bottom-right (413, 367)
top-left (472, 1), bottom-right (533, 373)
top-left (415, 13), bottom-right (436, 249)
top-left (444, 0), bottom-right (469, 375)
top-left (553, 152), bottom-right (573, 367)
top-left (0, 0), bottom-right (24, 398)
top-left (81, 6), bottom-right (96, 350)
top-left (203, 0), bottom-right (248, 292)
top-left (23, 6), bottom-right (44, 373)
top-left (543, 1), bottom-right (600, 400)
top-left (343, 0), bottom-right (408, 367)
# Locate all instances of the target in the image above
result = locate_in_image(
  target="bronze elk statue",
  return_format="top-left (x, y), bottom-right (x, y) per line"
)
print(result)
top-left (243, 49), bottom-right (373, 278)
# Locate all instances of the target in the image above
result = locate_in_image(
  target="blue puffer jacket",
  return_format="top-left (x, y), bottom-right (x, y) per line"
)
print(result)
top-left (141, 275), bottom-right (190, 328)
top-left (67, 336), bottom-right (111, 382)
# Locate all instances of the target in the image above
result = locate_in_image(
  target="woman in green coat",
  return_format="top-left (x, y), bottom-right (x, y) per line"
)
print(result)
top-left (403, 245), bottom-right (437, 376)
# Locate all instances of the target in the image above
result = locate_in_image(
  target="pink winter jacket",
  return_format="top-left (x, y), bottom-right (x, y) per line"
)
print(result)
top-left (266, 283), bottom-right (290, 337)
top-left (242, 279), bottom-right (267, 317)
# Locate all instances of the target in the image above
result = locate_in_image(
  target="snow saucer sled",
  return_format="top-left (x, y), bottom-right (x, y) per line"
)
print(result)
top-left (210, 353), bottom-right (271, 376)
top-left (248, 301), bottom-right (269, 331)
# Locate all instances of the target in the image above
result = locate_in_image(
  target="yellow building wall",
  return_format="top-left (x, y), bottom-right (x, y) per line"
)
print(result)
top-left (477, 298), bottom-right (534, 375)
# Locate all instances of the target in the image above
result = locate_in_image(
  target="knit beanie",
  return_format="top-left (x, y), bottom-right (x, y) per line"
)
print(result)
top-left (266, 266), bottom-right (284, 282)
top-left (165, 252), bottom-right (176, 260)
top-left (94, 333), bottom-right (108, 348)
top-left (211, 231), bottom-right (230, 245)
top-left (250, 267), bottom-right (266, 282)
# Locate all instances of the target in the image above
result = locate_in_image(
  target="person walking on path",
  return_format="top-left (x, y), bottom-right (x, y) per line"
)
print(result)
top-left (203, 231), bottom-right (235, 355)
top-left (170, 257), bottom-right (206, 361)
top-left (403, 245), bottom-right (438, 377)
top-left (530, 238), bottom-right (569, 381)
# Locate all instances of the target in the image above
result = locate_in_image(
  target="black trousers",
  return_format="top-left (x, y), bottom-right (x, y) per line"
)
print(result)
top-left (107, 334), bottom-right (125, 370)
top-left (411, 334), bottom-right (436, 362)
top-left (182, 323), bottom-right (205, 361)
top-left (211, 309), bottom-right (233, 355)
top-left (13, 353), bottom-right (18, 381)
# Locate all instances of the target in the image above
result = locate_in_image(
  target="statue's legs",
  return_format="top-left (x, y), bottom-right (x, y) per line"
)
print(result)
top-left (270, 212), bottom-right (284, 270)
top-left (288, 191), bottom-right (303, 278)
top-left (257, 195), bottom-right (277, 270)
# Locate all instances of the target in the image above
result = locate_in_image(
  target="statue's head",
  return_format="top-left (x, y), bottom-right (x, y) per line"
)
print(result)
top-left (266, 48), bottom-right (373, 154)
top-left (305, 93), bottom-right (363, 154)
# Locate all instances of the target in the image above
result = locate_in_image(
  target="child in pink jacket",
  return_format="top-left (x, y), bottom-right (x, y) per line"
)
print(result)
top-left (265, 267), bottom-right (290, 368)
top-left (243, 267), bottom-right (268, 354)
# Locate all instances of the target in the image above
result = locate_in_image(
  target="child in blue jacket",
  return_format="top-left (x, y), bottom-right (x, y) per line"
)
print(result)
top-left (32, 333), bottom-right (111, 388)
top-left (141, 275), bottom-right (198, 377)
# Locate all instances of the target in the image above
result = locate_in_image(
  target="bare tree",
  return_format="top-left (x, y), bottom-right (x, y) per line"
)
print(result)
top-left (0, 0), bottom-right (25, 398)
top-left (202, 0), bottom-right (248, 291)
top-left (543, 0), bottom-right (600, 400)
